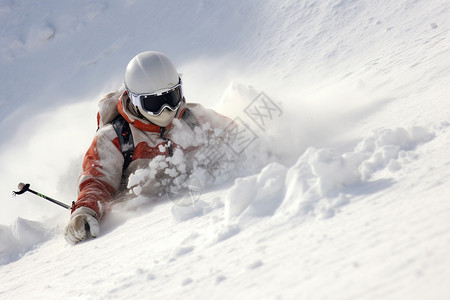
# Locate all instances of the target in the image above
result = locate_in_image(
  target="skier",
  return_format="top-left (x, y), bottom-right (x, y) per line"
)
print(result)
top-left (65, 51), bottom-right (234, 243)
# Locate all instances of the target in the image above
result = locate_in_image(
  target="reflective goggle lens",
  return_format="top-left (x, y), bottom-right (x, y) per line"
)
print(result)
top-left (141, 86), bottom-right (182, 113)
top-left (128, 84), bottom-right (182, 116)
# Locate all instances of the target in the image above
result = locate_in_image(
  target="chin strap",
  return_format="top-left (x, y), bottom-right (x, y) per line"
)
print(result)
top-left (135, 106), bottom-right (147, 120)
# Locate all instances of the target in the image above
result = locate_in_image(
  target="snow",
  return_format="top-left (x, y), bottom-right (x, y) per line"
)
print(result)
top-left (1, 0), bottom-right (450, 299)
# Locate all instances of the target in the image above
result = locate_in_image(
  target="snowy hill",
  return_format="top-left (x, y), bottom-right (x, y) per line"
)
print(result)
top-left (1, 0), bottom-right (450, 299)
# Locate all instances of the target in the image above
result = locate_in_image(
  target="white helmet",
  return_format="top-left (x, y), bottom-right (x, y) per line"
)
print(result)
top-left (124, 51), bottom-right (183, 127)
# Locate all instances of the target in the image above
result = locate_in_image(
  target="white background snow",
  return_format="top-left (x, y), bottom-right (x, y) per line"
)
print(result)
top-left (1, 0), bottom-right (449, 299)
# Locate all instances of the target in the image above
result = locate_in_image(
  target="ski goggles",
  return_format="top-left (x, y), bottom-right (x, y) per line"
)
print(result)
top-left (128, 83), bottom-right (182, 116)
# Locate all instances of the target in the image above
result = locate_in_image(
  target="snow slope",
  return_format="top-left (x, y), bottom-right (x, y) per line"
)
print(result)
top-left (1, 0), bottom-right (450, 299)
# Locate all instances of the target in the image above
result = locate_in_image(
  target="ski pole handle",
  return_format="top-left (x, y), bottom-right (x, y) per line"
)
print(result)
top-left (13, 182), bottom-right (72, 210)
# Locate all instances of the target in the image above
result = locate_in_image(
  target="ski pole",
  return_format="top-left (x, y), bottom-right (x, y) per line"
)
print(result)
top-left (12, 182), bottom-right (72, 210)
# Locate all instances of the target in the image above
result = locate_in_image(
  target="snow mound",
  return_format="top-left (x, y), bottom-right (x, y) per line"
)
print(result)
top-left (225, 162), bottom-right (288, 221)
top-left (0, 218), bottom-right (55, 266)
top-left (227, 126), bottom-right (435, 221)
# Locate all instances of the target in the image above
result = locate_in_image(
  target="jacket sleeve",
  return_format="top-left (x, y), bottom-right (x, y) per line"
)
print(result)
top-left (73, 124), bottom-right (124, 218)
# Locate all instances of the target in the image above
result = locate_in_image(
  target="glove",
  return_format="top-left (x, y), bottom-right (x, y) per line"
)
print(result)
top-left (64, 207), bottom-right (100, 244)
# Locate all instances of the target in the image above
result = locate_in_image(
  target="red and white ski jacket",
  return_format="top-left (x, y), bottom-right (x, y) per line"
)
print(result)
top-left (73, 91), bottom-right (233, 218)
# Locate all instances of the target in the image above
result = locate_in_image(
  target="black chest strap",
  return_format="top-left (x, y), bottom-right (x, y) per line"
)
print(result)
top-left (182, 107), bottom-right (200, 129)
top-left (111, 114), bottom-right (134, 172)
